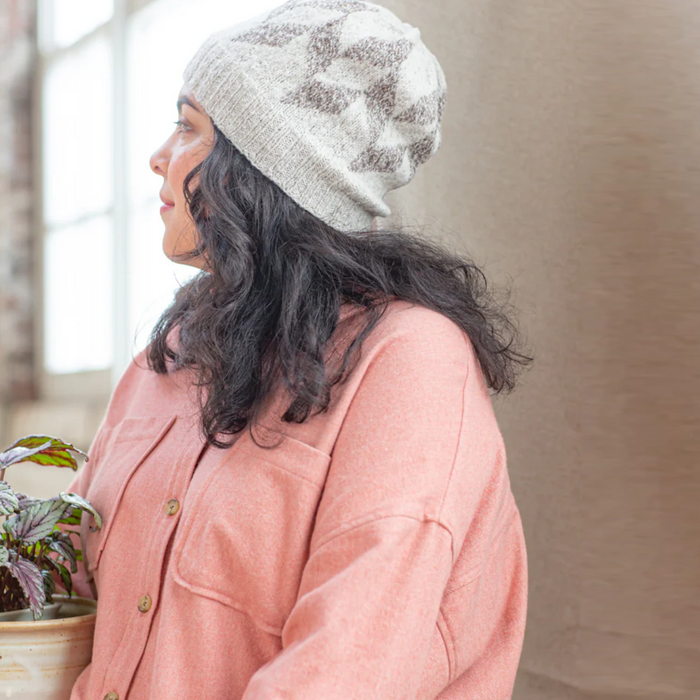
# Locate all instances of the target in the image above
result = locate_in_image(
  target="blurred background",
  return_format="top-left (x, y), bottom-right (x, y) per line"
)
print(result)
top-left (0, 1), bottom-right (698, 699)
top-left (0, 0), bottom-right (282, 492)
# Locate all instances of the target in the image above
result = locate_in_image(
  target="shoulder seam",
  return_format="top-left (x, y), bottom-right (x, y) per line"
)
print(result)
top-left (311, 512), bottom-right (454, 557)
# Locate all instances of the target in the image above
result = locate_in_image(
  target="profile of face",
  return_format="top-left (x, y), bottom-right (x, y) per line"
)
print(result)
top-left (149, 83), bottom-right (214, 269)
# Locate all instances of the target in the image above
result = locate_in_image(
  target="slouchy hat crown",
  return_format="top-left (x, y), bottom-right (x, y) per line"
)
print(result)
top-left (183, 0), bottom-right (447, 232)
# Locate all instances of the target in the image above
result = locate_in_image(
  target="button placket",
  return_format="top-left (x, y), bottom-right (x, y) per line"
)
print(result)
top-left (102, 432), bottom-right (207, 694)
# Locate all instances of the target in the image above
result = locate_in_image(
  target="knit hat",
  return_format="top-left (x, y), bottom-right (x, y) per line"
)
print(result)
top-left (183, 0), bottom-right (447, 232)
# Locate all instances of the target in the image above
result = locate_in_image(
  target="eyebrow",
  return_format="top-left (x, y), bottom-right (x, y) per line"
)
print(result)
top-left (176, 95), bottom-right (202, 114)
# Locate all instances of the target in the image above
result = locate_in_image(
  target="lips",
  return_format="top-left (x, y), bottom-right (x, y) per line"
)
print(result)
top-left (159, 193), bottom-right (175, 207)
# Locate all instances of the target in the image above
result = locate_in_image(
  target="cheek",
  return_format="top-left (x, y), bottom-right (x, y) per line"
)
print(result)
top-left (168, 142), bottom-right (208, 204)
top-left (169, 152), bottom-right (199, 204)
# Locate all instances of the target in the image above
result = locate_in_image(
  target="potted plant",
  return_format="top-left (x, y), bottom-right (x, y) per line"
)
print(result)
top-left (0, 434), bottom-right (102, 699)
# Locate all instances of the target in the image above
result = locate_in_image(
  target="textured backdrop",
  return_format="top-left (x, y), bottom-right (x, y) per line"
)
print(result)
top-left (380, 1), bottom-right (699, 698)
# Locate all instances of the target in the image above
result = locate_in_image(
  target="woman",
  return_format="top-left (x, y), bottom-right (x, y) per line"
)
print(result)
top-left (66, 1), bottom-right (532, 698)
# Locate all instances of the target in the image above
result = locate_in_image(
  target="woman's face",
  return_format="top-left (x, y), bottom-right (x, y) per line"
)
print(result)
top-left (149, 83), bottom-right (214, 269)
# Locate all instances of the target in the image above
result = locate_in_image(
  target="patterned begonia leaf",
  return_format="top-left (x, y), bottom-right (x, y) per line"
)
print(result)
top-left (58, 492), bottom-right (102, 530)
top-left (0, 440), bottom-right (52, 469)
top-left (14, 492), bottom-right (42, 511)
top-left (1, 553), bottom-right (46, 620)
top-left (45, 556), bottom-right (72, 596)
top-left (4, 498), bottom-right (70, 544)
top-left (0, 435), bottom-right (88, 471)
top-left (0, 481), bottom-right (19, 515)
top-left (42, 567), bottom-right (56, 599)
top-left (46, 531), bottom-right (78, 573)
top-left (0, 544), bottom-right (8, 564)
top-left (57, 509), bottom-right (82, 526)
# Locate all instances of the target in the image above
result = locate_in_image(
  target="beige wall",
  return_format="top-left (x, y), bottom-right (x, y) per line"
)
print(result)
top-left (381, 1), bottom-right (699, 698)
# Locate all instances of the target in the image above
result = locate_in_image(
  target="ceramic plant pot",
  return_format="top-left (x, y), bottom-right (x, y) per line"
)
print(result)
top-left (0, 594), bottom-right (97, 699)
top-left (0, 600), bottom-right (63, 622)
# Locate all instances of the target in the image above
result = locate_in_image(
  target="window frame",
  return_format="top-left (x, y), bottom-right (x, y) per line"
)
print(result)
top-left (34, 0), bottom-right (158, 401)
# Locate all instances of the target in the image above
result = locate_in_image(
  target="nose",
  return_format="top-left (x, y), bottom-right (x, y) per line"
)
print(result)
top-left (150, 139), bottom-right (170, 177)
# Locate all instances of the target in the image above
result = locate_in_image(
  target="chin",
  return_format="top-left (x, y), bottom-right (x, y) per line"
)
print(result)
top-left (162, 241), bottom-right (177, 262)
top-left (162, 230), bottom-right (182, 260)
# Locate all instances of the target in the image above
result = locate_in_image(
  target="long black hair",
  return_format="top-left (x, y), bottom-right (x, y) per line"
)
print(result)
top-left (146, 122), bottom-right (534, 448)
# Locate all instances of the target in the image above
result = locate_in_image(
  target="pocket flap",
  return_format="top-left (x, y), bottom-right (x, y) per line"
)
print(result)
top-left (82, 415), bottom-right (177, 572)
top-left (172, 431), bottom-right (331, 635)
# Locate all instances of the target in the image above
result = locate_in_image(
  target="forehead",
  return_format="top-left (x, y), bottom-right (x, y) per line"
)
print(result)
top-left (177, 83), bottom-right (204, 111)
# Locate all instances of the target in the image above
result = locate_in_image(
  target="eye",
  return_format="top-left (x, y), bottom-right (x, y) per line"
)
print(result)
top-left (173, 119), bottom-right (192, 133)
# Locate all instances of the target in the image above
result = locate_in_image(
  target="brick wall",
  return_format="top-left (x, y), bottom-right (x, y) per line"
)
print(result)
top-left (0, 0), bottom-right (37, 417)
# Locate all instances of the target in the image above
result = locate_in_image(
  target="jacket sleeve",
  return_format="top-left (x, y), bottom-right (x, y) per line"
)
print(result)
top-left (242, 312), bottom-right (478, 700)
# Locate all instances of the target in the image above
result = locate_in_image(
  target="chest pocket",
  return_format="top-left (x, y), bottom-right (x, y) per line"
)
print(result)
top-left (171, 431), bottom-right (331, 636)
top-left (81, 415), bottom-right (177, 574)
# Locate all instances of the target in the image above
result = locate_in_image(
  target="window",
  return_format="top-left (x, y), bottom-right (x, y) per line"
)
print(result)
top-left (37, 0), bottom-right (282, 398)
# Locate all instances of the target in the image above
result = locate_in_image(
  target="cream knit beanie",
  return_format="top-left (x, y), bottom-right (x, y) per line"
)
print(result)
top-left (183, 0), bottom-right (447, 232)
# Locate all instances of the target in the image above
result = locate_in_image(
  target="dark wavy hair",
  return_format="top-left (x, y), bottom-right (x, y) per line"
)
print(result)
top-left (146, 122), bottom-right (534, 449)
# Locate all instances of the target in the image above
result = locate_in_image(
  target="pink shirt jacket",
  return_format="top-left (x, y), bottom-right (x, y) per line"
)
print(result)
top-left (64, 299), bottom-right (528, 700)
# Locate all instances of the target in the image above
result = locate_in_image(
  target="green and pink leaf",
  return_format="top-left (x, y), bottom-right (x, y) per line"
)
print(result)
top-left (58, 492), bottom-right (102, 530)
top-left (0, 435), bottom-right (88, 471)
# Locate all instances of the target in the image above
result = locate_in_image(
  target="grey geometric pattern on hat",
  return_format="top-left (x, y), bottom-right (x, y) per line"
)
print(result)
top-left (230, 22), bottom-right (307, 47)
top-left (184, 0), bottom-right (447, 231)
top-left (233, 15), bottom-right (420, 167)
top-left (305, 17), bottom-right (346, 76)
top-left (341, 37), bottom-right (413, 68)
top-left (395, 88), bottom-right (447, 125)
top-left (363, 70), bottom-right (401, 142)
top-left (408, 130), bottom-right (439, 169)
top-left (281, 79), bottom-right (363, 114)
top-left (350, 144), bottom-right (405, 173)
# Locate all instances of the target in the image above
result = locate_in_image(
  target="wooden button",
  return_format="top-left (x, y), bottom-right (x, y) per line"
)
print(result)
top-left (138, 594), bottom-right (152, 613)
top-left (104, 693), bottom-right (119, 700)
top-left (164, 498), bottom-right (180, 516)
